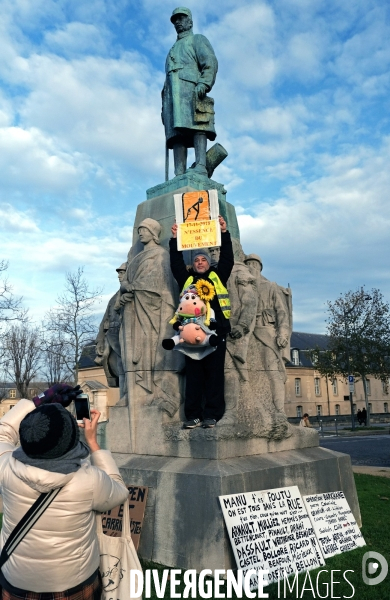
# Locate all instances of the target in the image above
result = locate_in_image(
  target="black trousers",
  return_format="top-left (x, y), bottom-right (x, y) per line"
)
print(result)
top-left (184, 339), bottom-right (226, 421)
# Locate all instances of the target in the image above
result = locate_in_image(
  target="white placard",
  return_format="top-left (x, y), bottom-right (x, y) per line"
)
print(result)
top-left (219, 486), bottom-right (325, 590)
top-left (303, 491), bottom-right (365, 558)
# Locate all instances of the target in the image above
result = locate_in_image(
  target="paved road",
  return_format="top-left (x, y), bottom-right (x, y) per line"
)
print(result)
top-left (320, 435), bottom-right (390, 467)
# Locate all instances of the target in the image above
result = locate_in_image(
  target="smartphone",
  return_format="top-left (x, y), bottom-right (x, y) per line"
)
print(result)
top-left (75, 393), bottom-right (91, 423)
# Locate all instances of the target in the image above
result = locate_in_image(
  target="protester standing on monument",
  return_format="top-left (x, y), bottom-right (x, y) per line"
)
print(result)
top-left (170, 216), bottom-right (233, 428)
top-left (0, 384), bottom-right (129, 598)
top-left (162, 7), bottom-right (218, 177)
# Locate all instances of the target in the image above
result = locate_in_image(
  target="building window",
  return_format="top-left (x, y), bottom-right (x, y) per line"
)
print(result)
top-left (297, 406), bottom-right (303, 418)
top-left (332, 378), bottom-right (338, 396)
top-left (335, 404), bottom-right (340, 416)
top-left (317, 405), bottom-right (322, 416)
top-left (353, 404), bottom-right (357, 414)
top-left (9, 389), bottom-right (16, 399)
top-left (29, 389), bottom-right (36, 398)
top-left (314, 377), bottom-right (321, 396)
top-left (384, 403), bottom-right (388, 414)
top-left (291, 349), bottom-right (299, 366)
top-left (382, 380), bottom-right (389, 395)
top-left (368, 403), bottom-right (372, 413)
top-left (366, 379), bottom-right (371, 396)
top-left (295, 378), bottom-right (301, 396)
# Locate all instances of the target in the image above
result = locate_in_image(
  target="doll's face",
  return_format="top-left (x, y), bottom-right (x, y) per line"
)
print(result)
top-left (178, 293), bottom-right (206, 317)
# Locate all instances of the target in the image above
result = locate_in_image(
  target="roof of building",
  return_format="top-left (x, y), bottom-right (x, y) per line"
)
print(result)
top-left (83, 380), bottom-right (108, 390)
top-left (78, 344), bottom-right (98, 369)
top-left (290, 332), bottom-right (329, 351)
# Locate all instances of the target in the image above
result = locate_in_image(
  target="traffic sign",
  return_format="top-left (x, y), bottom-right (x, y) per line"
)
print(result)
top-left (348, 375), bottom-right (354, 393)
top-left (348, 375), bottom-right (354, 383)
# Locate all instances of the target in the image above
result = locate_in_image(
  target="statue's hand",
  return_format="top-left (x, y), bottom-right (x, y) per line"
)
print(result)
top-left (230, 324), bottom-right (246, 339)
top-left (120, 292), bottom-right (134, 305)
top-left (96, 343), bottom-right (104, 356)
top-left (195, 83), bottom-right (207, 99)
top-left (277, 335), bottom-right (288, 349)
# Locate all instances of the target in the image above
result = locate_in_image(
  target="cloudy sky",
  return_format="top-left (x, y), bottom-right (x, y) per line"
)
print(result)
top-left (0, 0), bottom-right (389, 333)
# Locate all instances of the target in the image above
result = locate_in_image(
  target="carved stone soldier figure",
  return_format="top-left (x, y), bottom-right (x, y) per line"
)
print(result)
top-left (95, 263), bottom-right (127, 400)
top-left (244, 254), bottom-right (291, 412)
top-left (162, 7), bottom-right (218, 176)
top-left (118, 218), bottom-right (183, 417)
top-left (210, 240), bottom-right (257, 425)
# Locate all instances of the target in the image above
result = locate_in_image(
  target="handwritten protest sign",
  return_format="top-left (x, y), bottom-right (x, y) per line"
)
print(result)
top-left (219, 486), bottom-right (324, 590)
top-left (102, 485), bottom-right (148, 551)
top-left (174, 189), bottom-right (221, 251)
top-left (303, 491), bottom-right (365, 558)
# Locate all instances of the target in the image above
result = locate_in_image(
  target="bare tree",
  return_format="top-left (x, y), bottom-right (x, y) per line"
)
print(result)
top-left (45, 267), bottom-right (102, 384)
top-left (0, 260), bottom-right (26, 325)
top-left (40, 331), bottom-right (73, 386)
top-left (3, 324), bottom-right (43, 398)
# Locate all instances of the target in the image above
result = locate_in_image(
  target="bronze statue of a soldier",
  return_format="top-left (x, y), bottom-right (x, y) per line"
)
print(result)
top-left (162, 7), bottom-right (218, 177)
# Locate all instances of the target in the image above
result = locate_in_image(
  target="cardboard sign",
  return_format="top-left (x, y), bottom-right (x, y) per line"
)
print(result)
top-left (101, 485), bottom-right (148, 551)
top-left (219, 486), bottom-right (324, 590)
top-left (174, 189), bottom-right (221, 251)
top-left (303, 491), bottom-right (365, 558)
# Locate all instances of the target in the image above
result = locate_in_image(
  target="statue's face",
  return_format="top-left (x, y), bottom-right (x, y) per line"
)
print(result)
top-left (117, 269), bottom-right (126, 283)
top-left (246, 260), bottom-right (262, 275)
top-left (209, 247), bottom-right (220, 262)
top-left (172, 14), bottom-right (192, 34)
top-left (193, 256), bottom-right (210, 274)
top-left (138, 227), bottom-right (154, 244)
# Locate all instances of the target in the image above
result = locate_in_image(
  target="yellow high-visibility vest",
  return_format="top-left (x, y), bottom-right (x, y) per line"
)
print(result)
top-left (182, 273), bottom-right (231, 319)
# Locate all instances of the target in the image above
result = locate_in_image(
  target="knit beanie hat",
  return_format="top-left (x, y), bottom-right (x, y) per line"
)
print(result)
top-left (192, 250), bottom-right (211, 265)
top-left (19, 404), bottom-right (80, 460)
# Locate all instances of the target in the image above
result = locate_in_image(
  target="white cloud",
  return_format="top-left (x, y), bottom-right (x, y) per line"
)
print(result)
top-left (0, 126), bottom-right (84, 192)
top-left (44, 22), bottom-right (111, 57)
top-left (0, 204), bottom-right (40, 232)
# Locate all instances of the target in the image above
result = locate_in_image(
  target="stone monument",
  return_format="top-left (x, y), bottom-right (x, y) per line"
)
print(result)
top-left (107, 7), bottom-right (360, 573)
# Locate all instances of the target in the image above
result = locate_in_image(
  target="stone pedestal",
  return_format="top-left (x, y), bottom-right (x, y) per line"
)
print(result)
top-left (130, 173), bottom-right (239, 258)
top-left (113, 447), bottom-right (360, 572)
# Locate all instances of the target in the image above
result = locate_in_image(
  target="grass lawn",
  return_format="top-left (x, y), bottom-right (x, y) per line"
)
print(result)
top-left (139, 473), bottom-right (390, 599)
top-left (0, 474), bottom-right (388, 598)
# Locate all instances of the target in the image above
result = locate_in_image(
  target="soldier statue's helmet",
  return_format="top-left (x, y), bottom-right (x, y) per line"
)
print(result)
top-left (170, 7), bottom-right (192, 22)
top-left (244, 253), bottom-right (263, 270)
top-left (116, 263), bottom-right (127, 272)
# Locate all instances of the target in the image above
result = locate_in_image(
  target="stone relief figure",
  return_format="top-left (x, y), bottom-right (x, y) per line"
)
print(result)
top-left (162, 7), bottom-right (218, 177)
top-left (95, 263), bottom-right (127, 401)
top-left (210, 241), bottom-right (257, 425)
top-left (244, 254), bottom-right (291, 413)
top-left (117, 218), bottom-right (183, 417)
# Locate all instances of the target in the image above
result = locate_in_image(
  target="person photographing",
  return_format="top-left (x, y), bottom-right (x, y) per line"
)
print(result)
top-left (0, 384), bottom-right (129, 599)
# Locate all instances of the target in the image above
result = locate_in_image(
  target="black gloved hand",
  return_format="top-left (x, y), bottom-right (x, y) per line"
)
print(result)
top-left (209, 320), bottom-right (217, 331)
top-left (172, 321), bottom-right (181, 332)
top-left (32, 384), bottom-right (83, 408)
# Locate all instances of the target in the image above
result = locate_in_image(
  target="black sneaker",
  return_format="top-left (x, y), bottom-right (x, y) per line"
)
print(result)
top-left (202, 418), bottom-right (217, 428)
top-left (183, 418), bottom-right (202, 429)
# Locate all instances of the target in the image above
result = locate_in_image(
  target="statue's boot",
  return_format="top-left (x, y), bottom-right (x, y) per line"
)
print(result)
top-left (173, 143), bottom-right (187, 176)
top-left (219, 369), bottom-right (238, 425)
top-left (191, 132), bottom-right (208, 176)
top-left (268, 371), bottom-right (286, 412)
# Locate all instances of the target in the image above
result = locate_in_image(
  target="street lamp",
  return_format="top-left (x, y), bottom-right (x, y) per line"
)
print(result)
top-left (344, 293), bottom-right (371, 430)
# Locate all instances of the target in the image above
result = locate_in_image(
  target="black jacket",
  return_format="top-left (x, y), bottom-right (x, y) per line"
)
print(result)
top-left (169, 231), bottom-right (234, 335)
